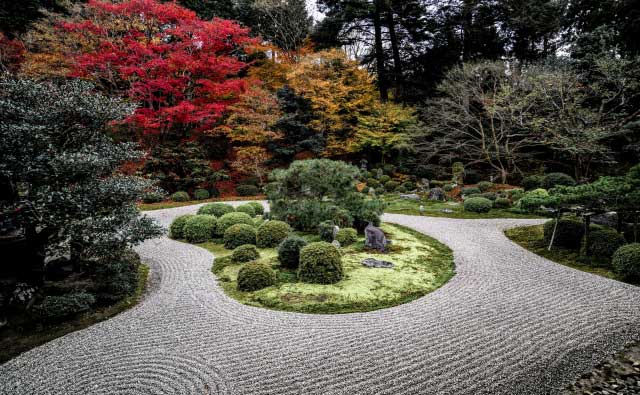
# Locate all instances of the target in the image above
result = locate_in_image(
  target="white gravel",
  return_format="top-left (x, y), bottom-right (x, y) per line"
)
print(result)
top-left (1, 202), bottom-right (640, 395)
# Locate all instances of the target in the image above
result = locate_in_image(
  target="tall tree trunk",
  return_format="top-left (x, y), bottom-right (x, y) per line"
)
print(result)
top-left (385, 0), bottom-right (402, 100)
top-left (373, 0), bottom-right (389, 102)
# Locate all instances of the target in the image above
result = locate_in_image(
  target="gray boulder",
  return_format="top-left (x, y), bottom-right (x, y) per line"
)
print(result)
top-left (362, 258), bottom-right (394, 269)
top-left (400, 193), bottom-right (421, 201)
top-left (365, 223), bottom-right (388, 252)
top-left (429, 187), bottom-right (446, 201)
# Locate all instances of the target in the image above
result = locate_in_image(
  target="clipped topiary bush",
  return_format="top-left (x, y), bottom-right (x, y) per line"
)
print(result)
top-left (493, 197), bottom-right (511, 209)
top-left (402, 181), bottom-right (416, 191)
top-left (477, 181), bottom-right (493, 192)
top-left (479, 192), bottom-right (497, 201)
top-left (198, 202), bottom-right (234, 217)
top-left (379, 175), bottom-right (391, 184)
top-left (298, 242), bottom-right (343, 284)
top-left (169, 214), bottom-right (195, 239)
top-left (184, 215), bottom-right (218, 243)
top-left (367, 178), bottom-right (380, 189)
top-left (522, 175), bottom-right (544, 191)
top-left (141, 191), bottom-right (164, 203)
top-left (194, 188), bottom-right (210, 200)
top-left (543, 172), bottom-right (576, 190)
top-left (35, 292), bottom-right (95, 322)
top-left (236, 184), bottom-right (260, 196)
top-left (95, 250), bottom-right (140, 303)
top-left (612, 243), bottom-right (640, 280)
top-left (518, 188), bottom-right (549, 212)
top-left (507, 188), bottom-right (525, 202)
top-left (335, 228), bottom-right (358, 246)
top-left (231, 244), bottom-right (260, 263)
top-left (587, 227), bottom-right (626, 259)
top-left (444, 184), bottom-right (455, 192)
top-left (237, 262), bottom-right (276, 291)
top-left (384, 180), bottom-right (400, 191)
top-left (543, 218), bottom-right (584, 249)
top-left (236, 203), bottom-right (256, 217)
top-left (247, 201), bottom-right (264, 216)
top-left (216, 212), bottom-right (255, 236)
top-left (278, 235), bottom-right (308, 269)
top-left (318, 220), bottom-right (335, 242)
top-left (395, 185), bottom-right (407, 193)
top-left (171, 191), bottom-right (190, 202)
top-left (462, 187), bottom-right (481, 196)
top-left (224, 223), bottom-right (257, 249)
top-left (257, 220), bottom-right (291, 248)
top-left (463, 197), bottom-right (493, 213)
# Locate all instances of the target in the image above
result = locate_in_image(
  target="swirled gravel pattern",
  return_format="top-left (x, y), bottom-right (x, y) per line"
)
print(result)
top-left (2, 202), bottom-right (640, 395)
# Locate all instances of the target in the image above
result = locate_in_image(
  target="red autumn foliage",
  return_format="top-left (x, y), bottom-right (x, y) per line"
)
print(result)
top-left (0, 33), bottom-right (25, 74)
top-left (64, 0), bottom-right (259, 141)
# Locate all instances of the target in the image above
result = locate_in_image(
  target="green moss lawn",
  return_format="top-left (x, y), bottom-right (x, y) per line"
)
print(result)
top-left (201, 224), bottom-right (455, 314)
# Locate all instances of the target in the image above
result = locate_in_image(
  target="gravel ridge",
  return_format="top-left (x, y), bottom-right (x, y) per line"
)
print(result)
top-left (1, 203), bottom-right (639, 395)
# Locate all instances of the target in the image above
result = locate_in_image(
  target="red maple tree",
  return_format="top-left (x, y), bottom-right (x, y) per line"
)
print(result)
top-left (65, 0), bottom-right (259, 142)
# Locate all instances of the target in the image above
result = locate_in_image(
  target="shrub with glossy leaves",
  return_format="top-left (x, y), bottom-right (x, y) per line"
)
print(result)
top-left (587, 227), bottom-right (626, 259)
top-left (464, 197), bottom-right (493, 213)
top-left (236, 184), bottom-right (260, 196)
top-left (543, 172), bottom-right (576, 190)
top-left (523, 175), bottom-right (544, 191)
top-left (493, 198), bottom-right (511, 209)
top-left (247, 201), bottom-right (264, 216)
top-left (257, 220), bottom-right (291, 248)
top-left (224, 224), bottom-right (257, 249)
top-left (194, 189), bottom-right (210, 200)
top-left (169, 214), bottom-right (195, 239)
top-left (171, 191), bottom-right (190, 202)
top-left (335, 228), bottom-right (357, 246)
top-left (462, 187), bottom-right (481, 195)
top-left (543, 218), bottom-right (584, 249)
top-left (198, 202), bottom-right (235, 217)
top-left (277, 235), bottom-right (308, 269)
top-left (216, 212), bottom-right (254, 236)
top-left (231, 244), bottom-right (260, 263)
top-left (236, 203), bottom-right (256, 217)
top-left (479, 192), bottom-right (497, 201)
top-left (35, 292), bottom-right (95, 322)
top-left (237, 262), bottom-right (276, 291)
top-left (141, 191), bottom-right (165, 203)
top-left (518, 188), bottom-right (549, 212)
top-left (298, 242), bottom-right (343, 284)
top-left (184, 215), bottom-right (217, 243)
top-left (477, 181), bottom-right (493, 192)
top-left (613, 243), bottom-right (640, 280)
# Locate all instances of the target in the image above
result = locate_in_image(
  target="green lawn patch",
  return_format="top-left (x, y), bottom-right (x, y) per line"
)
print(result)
top-left (203, 224), bottom-right (455, 314)
top-left (139, 196), bottom-right (265, 211)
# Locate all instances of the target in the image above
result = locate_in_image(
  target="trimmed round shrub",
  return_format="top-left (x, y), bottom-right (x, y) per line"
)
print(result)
top-left (257, 220), bottom-right (291, 248)
top-left (298, 242), bottom-right (343, 284)
top-left (198, 202), bottom-right (234, 217)
top-left (395, 185), bottom-right (407, 193)
top-left (247, 201), bottom-right (264, 216)
top-left (237, 262), bottom-right (276, 291)
top-left (402, 181), bottom-right (416, 191)
top-left (184, 215), bottom-right (218, 243)
top-left (479, 192), bottom-right (497, 201)
top-left (543, 218), bottom-right (584, 249)
top-left (518, 188), bottom-right (549, 212)
top-left (383, 164), bottom-right (396, 175)
top-left (236, 184), bottom-right (260, 196)
top-left (278, 235), bottom-right (308, 269)
top-left (232, 244), bottom-right (260, 263)
top-left (35, 292), bottom-right (95, 322)
top-left (224, 224), bottom-right (257, 249)
top-left (141, 191), bottom-right (164, 203)
top-left (543, 172), bottom-right (576, 190)
top-left (522, 175), bottom-right (544, 191)
top-left (208, 186), bottom-right (220, 198)
top-left (216, 212), bottom-right (254, 236)
top-left (587, 227), bottom-right (626, 259)
top-left (493, 197), bottom-right (511, 209)
top-left (612, 243), bottom-right (640, 280)
top-left (171, 191), bottom-right (190, 202)
top-left (376, 187), bottom-right (386, 195)
top-left (507, 188), bottom-right (525, 202)
top-left (384, 180), bottom-right (400, 191)
top-left (477, 181), bottom-right (493, 192)
top-left (463, 197), bottom-right (493, 213)
top-left (94, 250), bottom-right (140, 303)
top-left (318, 220), bottom-right (335, 242)
top-left (236, 203), bottom-right (256, 217)
top-left (335, 228), bottom-right (357, 246)
top-left (367, 178), bottom-right (380, 189)
top-left (462, 187), bottom-right (481, 196)
top-left (194, 188), bottom-right (210, 200)
top-left (379, 175), bottom-right (391, 184)
top-left (169, 214), bottom-right (195, 239)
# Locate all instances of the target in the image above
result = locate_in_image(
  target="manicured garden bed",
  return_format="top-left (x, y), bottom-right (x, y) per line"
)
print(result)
top-left (139, 195), bottom-right (266, 211)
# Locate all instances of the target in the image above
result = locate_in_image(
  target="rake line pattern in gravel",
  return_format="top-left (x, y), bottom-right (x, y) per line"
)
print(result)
top-left (1, 202), bottom-right (640, 395)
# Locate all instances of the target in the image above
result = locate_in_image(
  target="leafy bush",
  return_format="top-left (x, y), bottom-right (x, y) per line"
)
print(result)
top-left (198, 202), bottom-right (234, 217)
top-left (395, 185), bottom-right (407, 193)
top-left (236, 184), bottom-right (260, 196)
top-left (171, 191), bottom-right (190, 202)
top-left (543, 218), bottom-right (584, 249)
top-left (463, 197), bottom-right (493, 213)
top-left (95, 249), bottom-right (140, 303)
top-left (507, 188), bottom-right (525, 202)
top-left (335, 228), bottom-right (357, 246)
top-left (237, 262), bottom-right (276, 291)
top-left (522, 175), bottom-right (544, 191)
top-left (444, 184), bottom-right (455, 192)
top-left (216, 212), bottom-right (255, 236)
top-left (231, 244), bottom-right (260, 263)
top-left (257, 220), bottom-right (291, 248)
top-left (464, 170), bottom-right (481, 184)
top-left (383, 164), bottom-right (396, 175)
top-left (462, 187), bottom-right (481, 195)
top-left (402, 181), bottom-right (416, 191)
top-left (35, 292), bottom-right (95, 322)
top-left (367, 178), bottom-right (381, 188)
top-left (493, 198), bottom-right (511, 209)
top-left (224, 224), bottom-right (257, 249)
top-left (169, 214), bottom-right (195, 239)
top-left (298, 242), bottom-right (343, 284)
top-left (477, 181), bottom-right (493, 192)
top-left (247, 201), bottom-right (264, 216)
top-left (208, 186), bottom-right (220, 198)
top-left (236, 203), bottom-right (256, 217)
top-left (587, 227), bottom-right (626, 259)
top-left (518, 188), bottom-right (549, 212)
top-left (278, 235), bottom-right (308, 269)
top-left (193, 188), bottom-right (210, 200)
top-left (543, 172), bottom-right (576, 190)
top-left (479, 192), bottom-right (497, 201)
top-left (379, 175), bottom-right (391, 184)
top-left (452, 162), bottom-right (465, 184)
top-left (141, 191), bottom-right (165, 203)
top-left (184, 215), bottom-right (218, 243)
top-left (318, 220), bottom-right (336, 242)
top-left (384, 180), bottom-right (400, 191)
top-left (351, 199), bottom-right (386, 233)
top-left (612, 243), bottom-right (640, 280)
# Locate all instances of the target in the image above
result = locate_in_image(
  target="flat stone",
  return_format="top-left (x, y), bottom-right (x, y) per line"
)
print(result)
top-left (400, 194), bottom-right (421, 201)
top-left (362, 258), bottom-right (394, 268)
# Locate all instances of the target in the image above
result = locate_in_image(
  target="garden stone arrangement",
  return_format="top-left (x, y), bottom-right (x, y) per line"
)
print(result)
top-left (2, 202), bottom-right (640, 395)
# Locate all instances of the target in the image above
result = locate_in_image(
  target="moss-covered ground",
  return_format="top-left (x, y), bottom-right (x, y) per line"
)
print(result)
top-left (138, 196), bottom-right (265, 211)
top-left (202, 224), bottom-right (455, 314)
